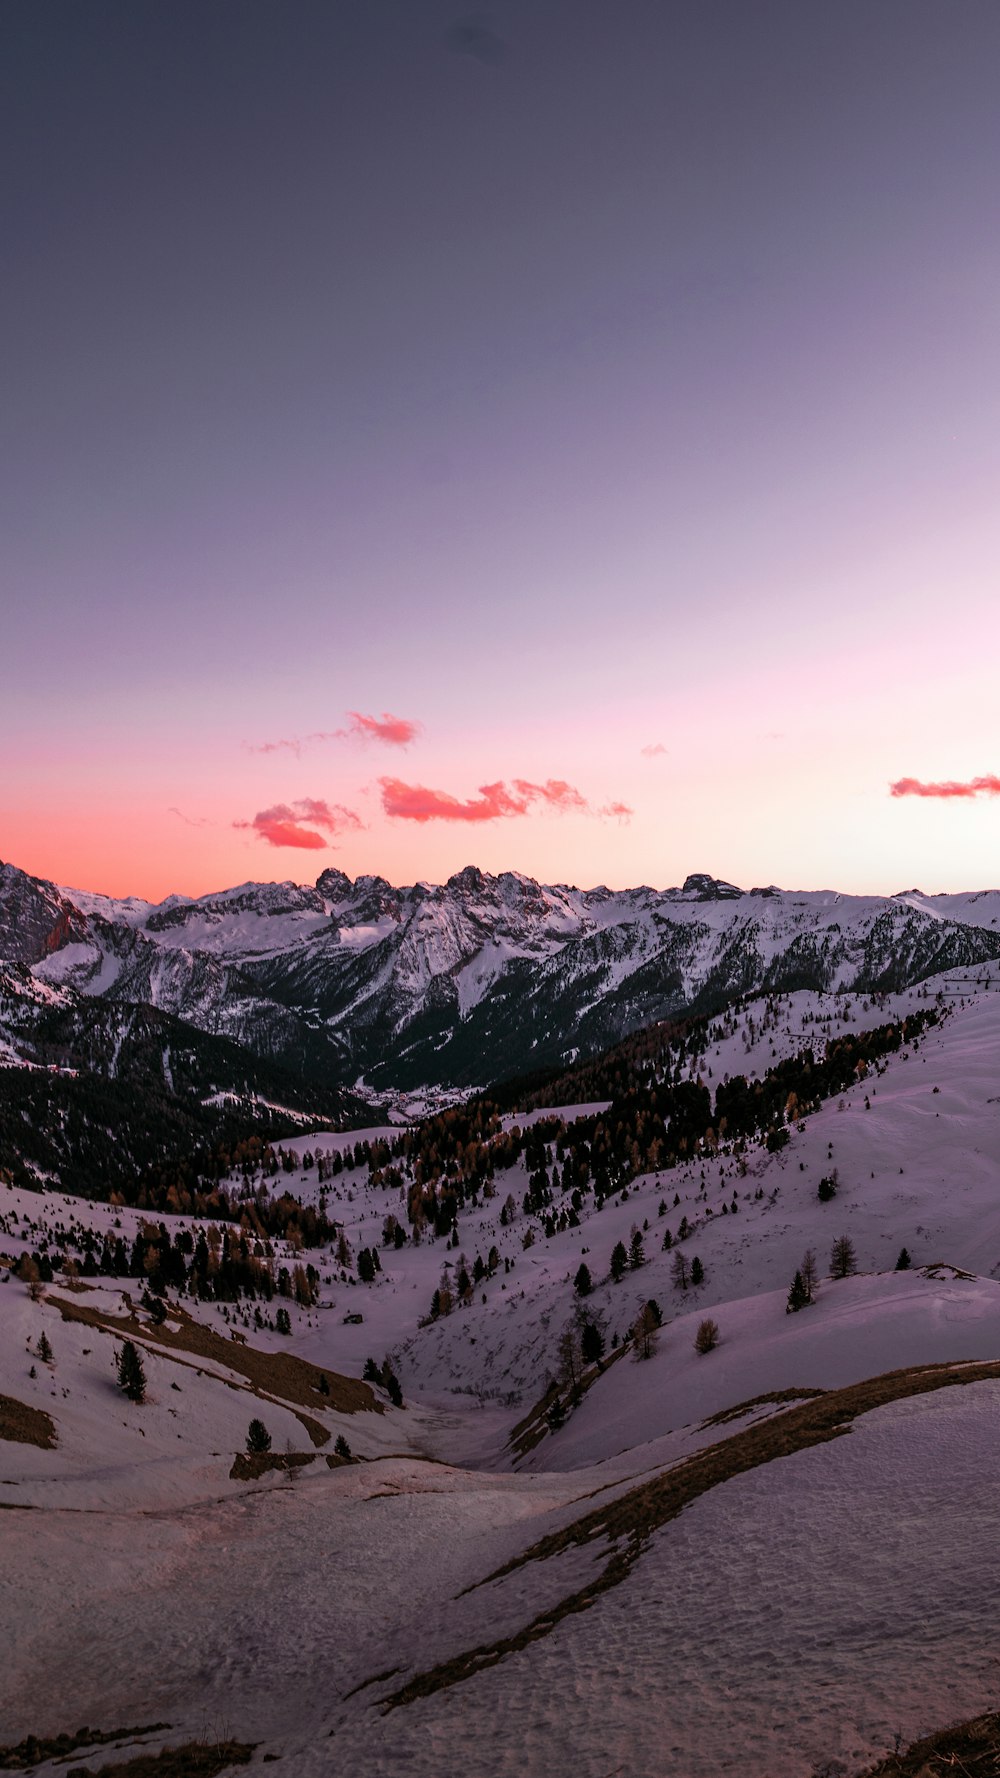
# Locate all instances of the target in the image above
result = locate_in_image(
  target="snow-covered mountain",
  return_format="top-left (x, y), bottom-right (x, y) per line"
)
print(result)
top-left (3, 857), bottom-right (1000, 1095)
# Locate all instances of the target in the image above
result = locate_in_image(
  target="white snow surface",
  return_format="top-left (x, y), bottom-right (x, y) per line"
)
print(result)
top-left (4, 967), bottom-right (1000, 1773)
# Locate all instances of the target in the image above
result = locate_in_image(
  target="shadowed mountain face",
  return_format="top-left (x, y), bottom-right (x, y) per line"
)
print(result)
top-left (2, 860), bottom-right (998, 1099)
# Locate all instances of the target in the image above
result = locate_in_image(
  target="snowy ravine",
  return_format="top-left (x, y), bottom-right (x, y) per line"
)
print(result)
top-left (3, 965), bottom-right (1000, 1774)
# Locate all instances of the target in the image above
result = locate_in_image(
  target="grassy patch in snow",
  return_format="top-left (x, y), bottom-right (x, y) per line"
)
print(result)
top-left (0, 1721), bottom-right (168, 1769)
top-left (50, 1293), bottom-right (382, 1448)
top-left (61, 1742), bottom-right (255, 1777)
top-left (857, 1708), bottom-right (1000, 1775)
top-left (699, 1385), bottom-right (825, 1429)
top-left (229, 1450), bottom-right (316, 1480)
top-left (378, 1357), bottom-right (1000, 1712)
top-left (0, 1392), bottom-right (56, 1451)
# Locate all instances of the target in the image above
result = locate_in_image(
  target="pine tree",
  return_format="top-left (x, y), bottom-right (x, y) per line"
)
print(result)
top-left (275, 1307), bottom-right (292, 1335)
top-left (36, 1331), bottom-right (53, 1364)
top-left (115, 1340), bottom-right (147, 1404)
top-left (246, 1418), bottom-right (271, 1453)
top-left (690, 1255), bottom-right (705, 1287)
top-left (786, 1271), bottom-right (809, 1314)
top-left (694, 1318), bottom-right (720, 1354)
top-left (629, 1227), bottom-right (645, 1270)
top-left (574, 1262), bottom-right (593, 1297)
top-left (671, 1249), bottom-right (689, 1291)
top-left (581, 1318), bottom-right (605, 1366)
top-left (800, 1248), bottom-right (818, 1301)
top-left (363, 1357), bottom-right (381, 1383)
top-left (334, 1434), bottom-right (352, 1460)
top-left (631, 1302), bottom-right (660, 1361)
top-left (895, 1246), bottom-right (912, 1271)
top-left (609, 1240), bottom-right (628, 1282)
top-left (830, 1234), bottom-right (857, 1279)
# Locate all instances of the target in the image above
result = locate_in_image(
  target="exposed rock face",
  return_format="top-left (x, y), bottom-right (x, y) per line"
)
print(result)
top-left (2, 858), bottom-right (999, 1094)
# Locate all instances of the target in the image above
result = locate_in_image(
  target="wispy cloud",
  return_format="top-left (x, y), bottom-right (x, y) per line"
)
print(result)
top-left (379, 776), bottom-right (628, 823)
top-left (167, 806), bottom-right (210, 827)
top-left (340, 711), bottom-right (421, 747)
top-left (234, 799), bottom-right (364, 849)
top-left (890, 774), bottom-right (1000, 800)
top-left (248, 710), bottom-right (421, 756)
top-left (641, 742), bottom-right (668, 758)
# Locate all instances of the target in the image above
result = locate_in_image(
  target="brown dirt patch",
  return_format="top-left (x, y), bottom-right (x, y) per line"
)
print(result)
top-left (51, 1295), bottom-right (381, 1450)
top-left (508, 1340), bottom-right (630, 1460)
top-left (0, 1393), bottom-right (56, 1451)
top-left (700, 1385), bottom-right (825, 1429)
top-left (0, 1721), bottom-right (167, 1769)
top-left (857, 1708), bottom-right (1000, 1775)
top-left (379, 1357), bottom-right (1000, 1712)
top-left (63, 1742), bottom-right (255, 1777)
top-left (228, 1450), bottom-right (316, 1481)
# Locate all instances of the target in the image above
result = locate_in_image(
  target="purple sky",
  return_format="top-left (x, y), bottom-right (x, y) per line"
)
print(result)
top-left (3, 1), bottom-right (999, 898)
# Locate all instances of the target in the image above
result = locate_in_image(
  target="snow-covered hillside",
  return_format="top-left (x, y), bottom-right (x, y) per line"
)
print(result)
top-left (4, 964), bottom-right (1000, 1775)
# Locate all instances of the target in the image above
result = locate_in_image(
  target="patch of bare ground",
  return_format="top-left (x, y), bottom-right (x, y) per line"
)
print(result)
top-left (228, 1450), bottom-right (316, 1481)
top-left (50, 1294), bottom-right (377, 1417)
top-left (0, 1722), bottom-right (168, 1769)
top-left (700, 1385), bottom-right (826, 1429)
top-left (377, 1358), bottom-right (1000, 1712)
top-left (0, 1393), bottom-right (56, 1450)
top-left (508, 1341), bottom-right (630, 1460)
top-left (49, 1293), bottom-right (387, 1447)
top-left (857, 1709), bottom-right (1000, 1775)
top-left (62, 1742), bottom-right (255, 1778)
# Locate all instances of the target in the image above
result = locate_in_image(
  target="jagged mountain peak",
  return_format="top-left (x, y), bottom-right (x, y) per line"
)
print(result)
top-left (3, 855), bottom-right (1000, 1099)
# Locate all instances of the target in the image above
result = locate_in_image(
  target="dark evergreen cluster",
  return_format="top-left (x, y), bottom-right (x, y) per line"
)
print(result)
top-left (368, 1007), bottom-right (939, 1240)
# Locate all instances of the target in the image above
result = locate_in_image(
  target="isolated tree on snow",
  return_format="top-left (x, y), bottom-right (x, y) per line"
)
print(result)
top-left (275, 1307), bottom-right (291, 1335)
top-left (581, 1318), bottom-right (605, 1367)
top-left (334, 1434), bottom-right (352, 1461)
top-left (631, 1301), bottom-right (661, 1361)
top-left (671, 1249), bottom-right (690, 1292)
top-left (36, 1331), bottom-right (53, 1364)
top-left (800, 1248), bottom-right (818, 1301)
top-left (363, 1357), bottom-right (381, 1383)
top-left (830, 1235), bottom-right (857, 1280)
top-left (694, 1318), bottom-right (720, 1355)
top-left (895, 1246), bottom-right (912, 1271)
top-left (557, 1321), bottom-right (583, 1394)
top-left (574, 1262), bottom-right (593, 1298)
top-left (609, 1240), bottom-right (629, 1283)
top-left (246, 1418), bottom-right (272, 1453)
top-left (817, 1172), bottom-right (838, 1203)
top-left (690, 1255), bottom-right (705, 1288)
top-left (381, 1363), bottom-right (403, 1407)
top-left (786, 1271), bottom-right (809, 1314)
top-left (115, 1339), bottom-right (147, 1404)
top-left (546, 1396), bottom-right (566, 1432)
top-left (629, 1227), bottom-right (645, 1270)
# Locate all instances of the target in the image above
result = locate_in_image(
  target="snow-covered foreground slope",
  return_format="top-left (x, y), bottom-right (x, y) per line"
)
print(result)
top-left (4, 968), bottom-right (1000, 1775)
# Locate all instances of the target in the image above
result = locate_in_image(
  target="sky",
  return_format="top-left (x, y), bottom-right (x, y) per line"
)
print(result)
top-left (3, 0), bottom-right (999, 901)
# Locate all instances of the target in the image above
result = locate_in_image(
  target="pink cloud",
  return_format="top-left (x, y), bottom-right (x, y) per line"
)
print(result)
top-left (341, 711), bottom-right (421, 746)
top-left (248, 738), bottom-right (302, 758)
top-left (379, 776), bottom-right (625, 823)
top-left (641, 742), bottom-right (668, 758)
top-left (600, 800), bottom-right (634, 821)
top-left (248, 711), bottom-right (421, 756)
top-left (890, 774), bottom-right (1000, 800)
top-left (234, 799), bottom-right (364, 849)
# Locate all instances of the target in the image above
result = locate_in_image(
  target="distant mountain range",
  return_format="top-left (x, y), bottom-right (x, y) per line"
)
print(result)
top-left (3, 857), bottom-right (999, 1112)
